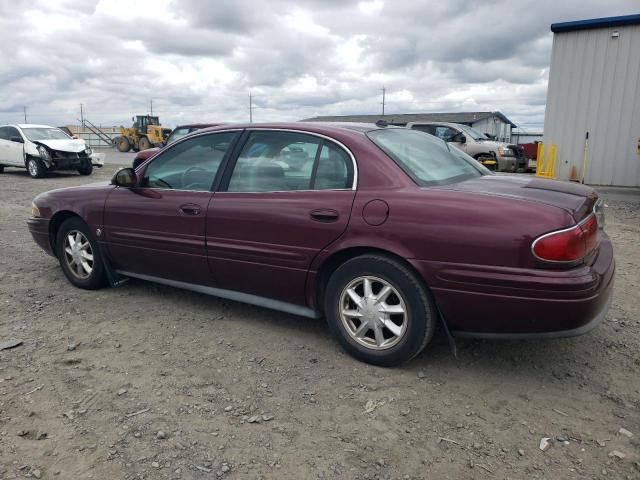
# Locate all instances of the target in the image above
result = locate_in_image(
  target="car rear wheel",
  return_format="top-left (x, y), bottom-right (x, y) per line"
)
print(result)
top-left (324, 254), bottom-right (437, 366)
top-left (56, 217), bottom-right (107, 290)
top-left (115, 136), bottom-right (131, 152)
top-left (27, 157), bottom-right (47, 178)
top-left (138, 136), bottom-right (151, 151)
top-left (77, 159), bottom-right (93, 175)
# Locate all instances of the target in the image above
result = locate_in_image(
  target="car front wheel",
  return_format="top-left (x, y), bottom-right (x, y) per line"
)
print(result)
top-left (56, 217), bottom-right (107, 289)
top-left (78, 159), bottom-right (93, 175)
top-left (27, 157), bottom-right (47, 178)
top-left (324, 254), bottom-right (437, 366)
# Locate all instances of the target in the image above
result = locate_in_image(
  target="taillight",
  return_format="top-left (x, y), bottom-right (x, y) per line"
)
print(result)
top-left (532, 214), bottom-right (599, 263)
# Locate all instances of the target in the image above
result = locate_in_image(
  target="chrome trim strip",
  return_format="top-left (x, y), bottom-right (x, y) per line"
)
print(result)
top-left (116, 270), bottom-right (321, 319)
top-left (451, 286), bottom-right (612, 340)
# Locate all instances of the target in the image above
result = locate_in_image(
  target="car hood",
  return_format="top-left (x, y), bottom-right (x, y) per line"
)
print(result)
top-left (439, 174), bottom-right (598, 221)
top-left (475, 140), bottom-right (509, 148)
top-left (35, 138), bottom-right (88, 153)
top-left (135, 147), bottom-right (160, 161)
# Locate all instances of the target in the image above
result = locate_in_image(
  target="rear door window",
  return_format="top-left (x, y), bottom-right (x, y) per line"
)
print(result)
top-left (226, 131), bottom-right (354, 192)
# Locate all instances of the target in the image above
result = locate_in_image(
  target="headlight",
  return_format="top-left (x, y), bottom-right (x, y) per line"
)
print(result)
top-left (31, 203), bottom-right (41, 218)
top-left (497, 146), bottom-right (514, 157)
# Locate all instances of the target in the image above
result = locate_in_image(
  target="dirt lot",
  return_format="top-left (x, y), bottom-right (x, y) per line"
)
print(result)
top-left (1, 158), bottom-right (639, 480)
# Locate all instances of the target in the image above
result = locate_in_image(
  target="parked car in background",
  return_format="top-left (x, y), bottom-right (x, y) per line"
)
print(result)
top-left (28, 123), bottom-right (613, 366)
top-left (407, 121), bottom-right (527, 172)
top-left (132, 123), bottom-right (224, 168)
top-left (520, 142), bottom-right (540, 172)
top-left (0, 124), bottom-right (102, 178)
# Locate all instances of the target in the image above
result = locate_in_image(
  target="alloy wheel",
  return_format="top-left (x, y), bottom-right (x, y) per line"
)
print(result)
top-left (28, 160), bottom-right (38, 177)
top-left (339, 276), bottom-right (408, 350)
top-left (63, 230), bottom-right (94, 279)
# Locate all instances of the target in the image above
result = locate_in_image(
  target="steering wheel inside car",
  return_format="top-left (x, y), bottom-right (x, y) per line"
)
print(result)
top-left (182, 166), bottom-right (211, 190)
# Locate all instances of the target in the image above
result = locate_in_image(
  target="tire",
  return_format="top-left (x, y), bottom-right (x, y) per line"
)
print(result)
top-left (27, 157), bottom-right (47, 178)
top-left (56, 217), bottom-right (108, 290)
top-left (138, 136), bottom-right (151, 151)
top-left (77, 159), bottom-right (93, 175)
top-left (324, 254), bottom-right (437, 367)
top-left (115, 136), bottom-right (131, 153)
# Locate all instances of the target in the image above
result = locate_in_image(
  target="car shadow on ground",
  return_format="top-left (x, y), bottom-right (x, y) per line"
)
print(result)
top-left (2, 169), bottom-right (85, 179)
top-left (115, 275), bottom-right (603, 379)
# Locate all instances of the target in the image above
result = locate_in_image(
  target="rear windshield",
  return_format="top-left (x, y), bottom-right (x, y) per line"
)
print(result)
top-left (367, 128), bottom-right (488, 186)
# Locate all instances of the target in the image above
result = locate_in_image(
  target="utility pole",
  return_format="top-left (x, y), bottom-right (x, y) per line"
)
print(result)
top-left (381, 86), bottom-right (386, 115)
top-left (23, 106), bottom-right (27, 123)
top-left (249, 93), bottom-right (253, 123)
top-left (150, 99), bottom-right (153, 116)
top-left (80, 104), bottom-right (84, 128)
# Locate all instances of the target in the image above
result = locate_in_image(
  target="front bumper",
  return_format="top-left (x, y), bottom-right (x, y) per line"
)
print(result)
top-left (412, 233), bottom-right (615, 337)
top-left (27, 217), bottom-right (54, 256)
top-left (91, 153), bottom-right (105, 167)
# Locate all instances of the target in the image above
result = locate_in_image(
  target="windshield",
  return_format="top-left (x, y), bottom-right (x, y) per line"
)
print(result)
top-left (167, 127), bottom-right (192, 145)
top-left (22, 127), bottom-right (70, 141)
top-left (367, 128), bottom-right (488, 186)
top-left (458, 125), bottom-right (489, 141)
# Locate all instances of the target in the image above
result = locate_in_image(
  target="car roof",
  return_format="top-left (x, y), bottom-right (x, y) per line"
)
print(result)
top-left (197, 121), bottom-right (402, 137)
top-left (174, 123), bottom-right (224, 129)
top-left (408, 121), bottom-right (467, 129)
top-left (16, 124), bottom-right (57, 129)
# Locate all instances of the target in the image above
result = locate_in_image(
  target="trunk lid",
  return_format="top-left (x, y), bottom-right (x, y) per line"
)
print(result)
top-left (441, 175), bottom-right (598, 221)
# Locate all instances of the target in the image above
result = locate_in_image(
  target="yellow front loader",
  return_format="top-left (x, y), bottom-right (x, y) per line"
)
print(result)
top-left (114, 115), bottom-right (170, 152)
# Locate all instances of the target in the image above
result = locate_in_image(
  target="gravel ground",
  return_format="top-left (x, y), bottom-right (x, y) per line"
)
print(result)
top-left (0, 156), bottom-right (639, 479)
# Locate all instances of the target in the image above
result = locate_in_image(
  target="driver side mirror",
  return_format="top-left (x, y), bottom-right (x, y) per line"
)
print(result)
top-left (458, 134), bottom-right (467, 144)
top-left (111, 167), bottom-right (138, 188)
top-left (10, 136), bottom-right (23, 143)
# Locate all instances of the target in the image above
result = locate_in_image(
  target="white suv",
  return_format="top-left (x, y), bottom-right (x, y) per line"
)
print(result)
top-left (0, 124), bottom-right (103, 178)
top-left (407, 121), bottom-right (527, 172)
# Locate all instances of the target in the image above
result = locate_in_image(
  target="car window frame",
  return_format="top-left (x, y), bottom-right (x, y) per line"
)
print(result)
top-left (135, 129), bottom-right (244, 193)
top-left (217, 128), bottom-right (358, 194)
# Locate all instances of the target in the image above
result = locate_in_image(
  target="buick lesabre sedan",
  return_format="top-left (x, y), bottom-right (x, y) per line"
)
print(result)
top-left (28, 123), bottom-right (614, 366)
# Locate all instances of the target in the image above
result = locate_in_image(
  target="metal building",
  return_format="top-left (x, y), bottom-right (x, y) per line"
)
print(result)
top-left (543, 14), bottom-right (640, 186)
top-left (303, 112), bottom-right (517, 142)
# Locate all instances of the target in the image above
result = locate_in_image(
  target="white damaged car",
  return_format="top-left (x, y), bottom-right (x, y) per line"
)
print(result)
top-left (0, 124), bottom-right (104, 178)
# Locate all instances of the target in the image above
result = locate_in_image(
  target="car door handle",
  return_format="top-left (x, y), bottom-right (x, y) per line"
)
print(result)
top-left (310, 209), bottom-right (339, 222)
top-left (179, 204), bottom-right (201, 216)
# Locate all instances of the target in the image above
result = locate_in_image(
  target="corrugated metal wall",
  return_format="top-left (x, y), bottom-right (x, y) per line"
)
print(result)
top-left (470, 117), bottom-right (512, 142)
top-left (543, 24), bottom-right (640, 186)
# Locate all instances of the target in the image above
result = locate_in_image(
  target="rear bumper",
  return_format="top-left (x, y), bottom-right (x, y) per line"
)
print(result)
top-left (412, 234), bottom-right (615, 337)
top-left (27, 217), bottom-right (54, 256)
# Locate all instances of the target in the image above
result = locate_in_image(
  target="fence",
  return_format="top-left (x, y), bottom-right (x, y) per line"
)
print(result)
top-left (535, 142), bottom-right (556, 179)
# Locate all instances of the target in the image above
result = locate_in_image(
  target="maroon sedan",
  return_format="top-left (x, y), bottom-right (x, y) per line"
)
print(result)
top-left (132, 123), bottom-right (224, 168)
top-left (28, 123), bottom-right (614, 366)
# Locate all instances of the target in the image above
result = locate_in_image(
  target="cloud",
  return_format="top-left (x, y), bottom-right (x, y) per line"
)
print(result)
top-left (0, 0), bottom-right (638, 129)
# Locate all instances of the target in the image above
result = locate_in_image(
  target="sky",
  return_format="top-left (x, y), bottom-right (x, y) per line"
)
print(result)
top-left (0, 0), bottom-right (638, 131)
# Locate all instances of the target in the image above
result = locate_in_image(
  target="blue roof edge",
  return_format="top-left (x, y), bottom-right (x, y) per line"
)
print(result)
top-left (551, 14), bottom-right (640, 33)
